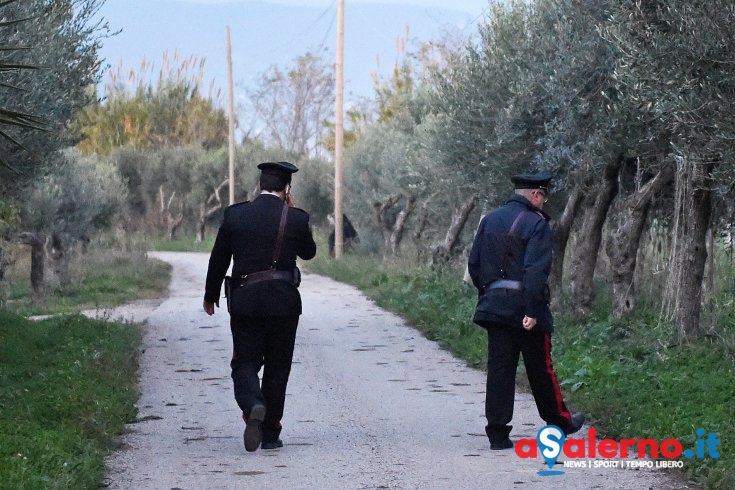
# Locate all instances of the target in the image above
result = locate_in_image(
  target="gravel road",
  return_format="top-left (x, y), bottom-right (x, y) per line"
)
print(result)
top-left (100, 252), bottom-right (690, 489)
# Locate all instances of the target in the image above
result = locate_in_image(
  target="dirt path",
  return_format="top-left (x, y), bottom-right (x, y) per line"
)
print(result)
top-left (101, 252), bottom-right (689, 489)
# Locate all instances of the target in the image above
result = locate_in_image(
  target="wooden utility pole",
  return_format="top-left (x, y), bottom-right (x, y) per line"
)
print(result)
top-left (334, 0), bottom-right (345, 258)
top-left (226, 26), bottom-right (236, 204)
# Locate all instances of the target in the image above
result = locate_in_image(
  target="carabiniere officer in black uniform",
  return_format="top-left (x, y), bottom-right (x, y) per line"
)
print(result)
top-left (468, 171), bottom-right (584, 450)
top-left (203, 161), bottom-right (316, 452)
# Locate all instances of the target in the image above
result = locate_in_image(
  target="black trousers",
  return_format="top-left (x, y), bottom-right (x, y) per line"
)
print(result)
top-left (485, 322), bottom-right (573, 443)
top-left (230, 314), bottom-right (299, 443)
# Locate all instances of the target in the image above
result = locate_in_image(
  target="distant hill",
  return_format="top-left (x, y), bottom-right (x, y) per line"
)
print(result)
top-left (96, 0), bottom-right (481, 103)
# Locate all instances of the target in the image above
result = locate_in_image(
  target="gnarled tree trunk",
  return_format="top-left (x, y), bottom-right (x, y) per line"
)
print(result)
top-left (412, 192), bottom-right (440, 259)
top-left (160, 185), bottom-right (184, 240)
top-left (605, 162), bottom-right (674, 319)
top-left (197, 179), bottom-right (228, 243)
top-left (0, 246), bottom-right (10, 282)
top-left (568, 157), bottom-right (621, 320)
top-left (373, 194), bottom-right (415, 256)
top-left (550, 185), bottom-right (584, 302)
top-left (663, 155), bottom-right (715, 341)
top-left (431, 195), bottom-right (477, 266)
top-left (19, 232), bottom-right (46, 294)
top-left (389, 195), bottom-right (416, 255)
top-left (373, 194), bottom-right (401, 251)
top-left (49, 232), bottom-right (71, 288)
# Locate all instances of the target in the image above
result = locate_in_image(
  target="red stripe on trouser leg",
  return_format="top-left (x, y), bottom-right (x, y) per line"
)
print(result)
top-left (543, 334), bottom-right (572, 425)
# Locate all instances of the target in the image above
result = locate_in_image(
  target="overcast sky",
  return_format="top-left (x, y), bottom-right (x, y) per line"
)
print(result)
top-left (96, 0), bottom-right (491, 104)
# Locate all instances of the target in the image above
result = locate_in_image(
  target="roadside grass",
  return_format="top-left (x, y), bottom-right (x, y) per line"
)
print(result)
top-left (1, 242), bottom-right (172, 489)
top-left (308, 253), bottom-right (733, 489)
top-left (5, 250), bottom-right (170, 317)
top-left (555, 302), bottom-right (734, 490)
top-left (0, 311), bottom-right (141, 490)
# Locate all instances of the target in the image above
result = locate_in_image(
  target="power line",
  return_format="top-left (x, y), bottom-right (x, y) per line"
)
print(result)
top-left (257, 1), bottom-right (338, 57)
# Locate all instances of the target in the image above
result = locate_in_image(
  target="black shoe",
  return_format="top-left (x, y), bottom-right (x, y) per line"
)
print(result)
top-left (261, 439), bottom-right (283, 450)
top-left (565, 412), bottom-right (585, 436)
top-left (244, 404), bottom-right (266, 452)
top-left (490, 438), bottom-right (514, 450)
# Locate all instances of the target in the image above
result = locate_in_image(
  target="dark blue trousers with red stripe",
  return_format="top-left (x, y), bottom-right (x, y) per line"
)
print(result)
top-left (485, 322), bottom-right (573, 443)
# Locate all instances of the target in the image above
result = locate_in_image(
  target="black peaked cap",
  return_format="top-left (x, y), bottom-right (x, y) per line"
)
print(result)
top-left (510, 170), bottom-right (552, 191)
top-left (257, 161), bottom-right (299, 175)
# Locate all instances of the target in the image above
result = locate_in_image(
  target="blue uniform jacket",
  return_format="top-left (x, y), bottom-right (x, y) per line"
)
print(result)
top-left (468, 194), bottom-right (553, 332)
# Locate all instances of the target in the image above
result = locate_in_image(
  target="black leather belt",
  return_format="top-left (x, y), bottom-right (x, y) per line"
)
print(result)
top-left (236, 269), bottom-right (293, 287)
top-left (488, 279), bottom-right (523, 290)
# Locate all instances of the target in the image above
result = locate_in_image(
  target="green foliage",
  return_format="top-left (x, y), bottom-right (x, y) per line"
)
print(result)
top-left (76, 51), bottom-right (227, 155)
top-left (0, 198), bottom-right (20, 279)
top-left (0, 0), bottom-right (112, 197)
top-left (0, 0), bottom-right (45, 168)
top-left (429, 1), bottom-right (535, 200)
top-left (190, 147), bottom-right (230, 205)
top-left (602, 0), bottom-right (735, 154)
top-left (107, 145), bottom-right (207, 234)
top-left (0, 311), bottom-right (141, 489)
top-left (22, 150), bottom-right (127, 239)
top-left (555, 311), bottom-right (735, 489)
top-left (94, 141), bottom-right (335, 241)
top-left (309, 255), bottom-right (735, 488)
top-left (49, 262), bottom-right (169, 312)
top-left (345, 87), bottom-right (472, 250)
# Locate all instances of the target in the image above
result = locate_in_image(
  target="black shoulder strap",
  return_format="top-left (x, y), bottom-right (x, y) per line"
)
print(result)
top-left (271, 204), bottom-right (289, 269)
top-left (509, 210), bottom-right (528, 235)
top-left (500, 210), bottom-right (528, 278)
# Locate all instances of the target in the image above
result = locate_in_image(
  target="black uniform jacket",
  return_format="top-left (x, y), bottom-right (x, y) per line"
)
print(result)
top-left (468, 195), bottom-right (553, 332)
top-left (204, 193), bottom-right (317, 316)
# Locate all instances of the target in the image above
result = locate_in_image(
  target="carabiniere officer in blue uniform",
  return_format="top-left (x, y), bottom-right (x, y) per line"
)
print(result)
top-left (203, 161), bottom-right (317, 452)
top-left (468, 171), bottom-right (584, 450)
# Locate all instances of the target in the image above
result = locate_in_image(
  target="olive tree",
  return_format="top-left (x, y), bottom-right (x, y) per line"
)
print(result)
top-left (21, 151), bottom-right (126, 292)
top-left (1, 0), bottom-right (112, 292)
top-left (601, 0), bottom-right (735, 338)
top-left (0, 0), bottom-right (110, 194)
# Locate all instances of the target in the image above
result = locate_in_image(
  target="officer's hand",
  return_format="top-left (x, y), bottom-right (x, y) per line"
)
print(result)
top-left (285, 191), bottom-right (296, 207)
top-left (522, 316), bottom-right (537, 331)
top-left (203, 300), bottom-right (216, 316)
